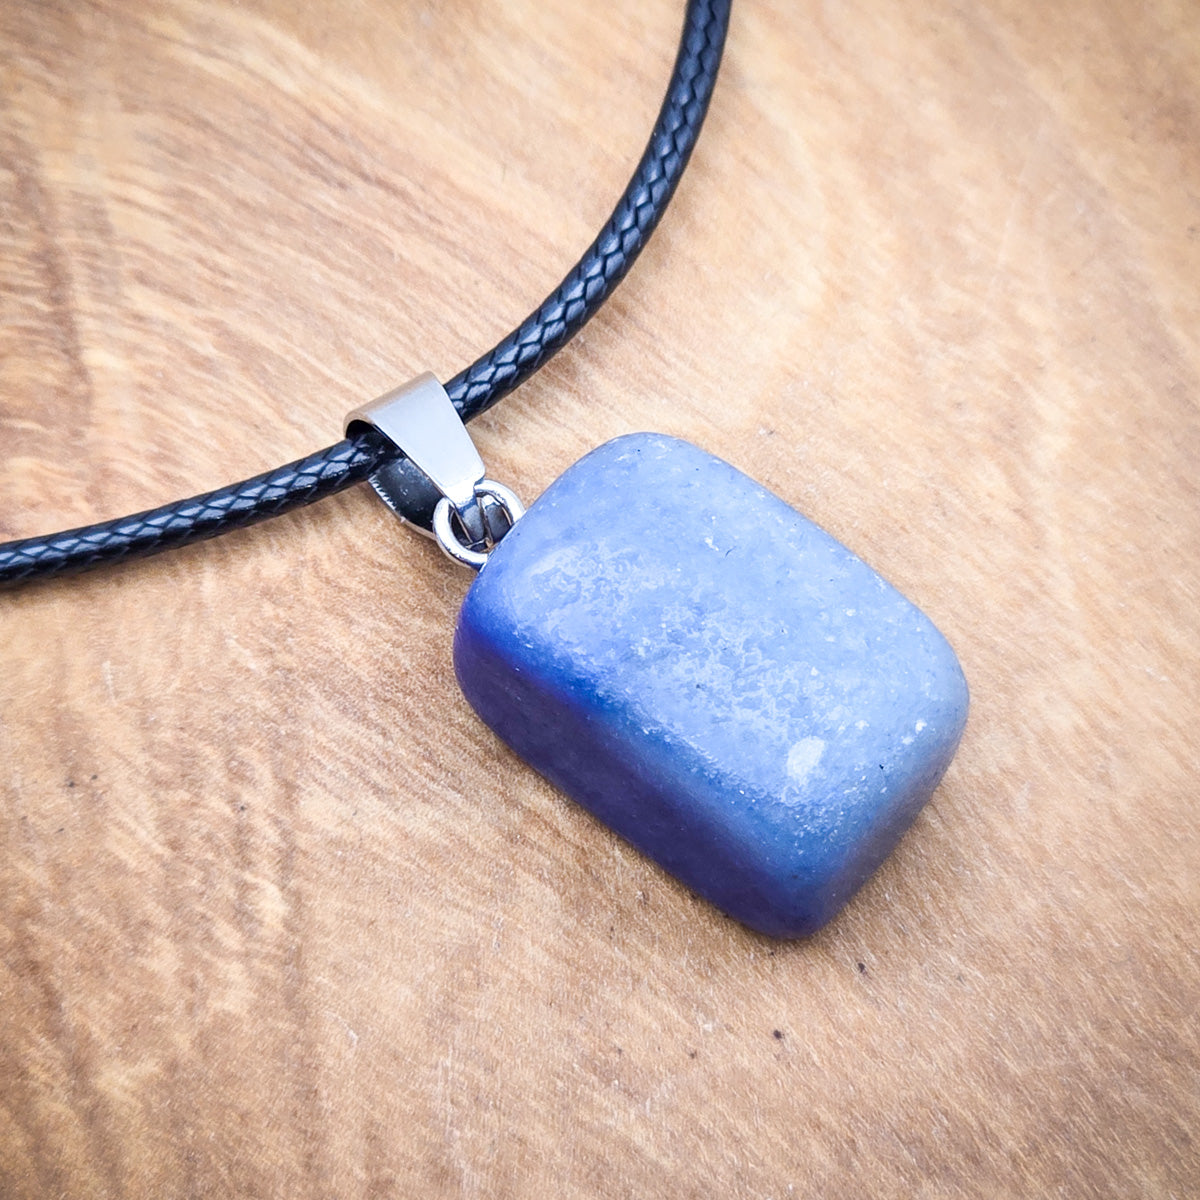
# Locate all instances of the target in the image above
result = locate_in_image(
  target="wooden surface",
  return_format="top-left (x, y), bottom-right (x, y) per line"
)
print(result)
top-left (1, 1), bottom-right (1198, 1196)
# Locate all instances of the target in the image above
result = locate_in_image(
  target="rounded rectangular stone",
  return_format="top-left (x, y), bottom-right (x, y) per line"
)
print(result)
top-left (454, 433), bottom-right (968, 937)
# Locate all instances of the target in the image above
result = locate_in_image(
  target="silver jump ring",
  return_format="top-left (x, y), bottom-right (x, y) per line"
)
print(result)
top-left (434, 480), bottom-right (525, 571)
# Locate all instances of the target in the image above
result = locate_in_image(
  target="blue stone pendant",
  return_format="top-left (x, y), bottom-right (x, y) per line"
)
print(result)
top-left (453, 434), bottom-right (968, 937)
top-left (348, 382), bottom-right (967, 938)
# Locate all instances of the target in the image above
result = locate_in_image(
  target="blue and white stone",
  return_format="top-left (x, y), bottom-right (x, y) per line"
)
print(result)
top-left (454, 434), bottom-right (968, 937)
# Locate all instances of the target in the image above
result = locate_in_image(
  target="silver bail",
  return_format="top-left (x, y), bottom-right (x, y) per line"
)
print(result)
top-left (345, 373), bottom-right (523, 570)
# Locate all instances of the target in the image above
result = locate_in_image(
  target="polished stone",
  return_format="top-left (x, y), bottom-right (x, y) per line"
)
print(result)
top-left (453, 434), bottom-right (968, 937)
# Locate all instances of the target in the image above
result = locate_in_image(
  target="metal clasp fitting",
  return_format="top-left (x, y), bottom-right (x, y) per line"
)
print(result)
top-left (345, 373), bottom-right (524, 571)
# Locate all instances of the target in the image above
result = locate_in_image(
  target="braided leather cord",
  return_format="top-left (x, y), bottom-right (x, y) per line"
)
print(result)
top-left (0, 0), bottom-right (731, 586)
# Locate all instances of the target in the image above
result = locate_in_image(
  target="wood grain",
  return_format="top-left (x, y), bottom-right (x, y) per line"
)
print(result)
top-left (2, 1), bottom-right (1198, 1196)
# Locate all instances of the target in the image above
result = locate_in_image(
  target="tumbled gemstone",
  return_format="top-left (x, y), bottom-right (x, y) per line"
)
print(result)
top-left (454, 434), bottom-right (968, 937)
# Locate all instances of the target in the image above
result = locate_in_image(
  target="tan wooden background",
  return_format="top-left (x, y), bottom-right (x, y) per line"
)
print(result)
top-left (1, 1), bottom-right (1197, 1196)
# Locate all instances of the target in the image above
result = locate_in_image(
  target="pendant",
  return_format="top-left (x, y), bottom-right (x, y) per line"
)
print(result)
top-left (349, 378), bottom-right (968, 938)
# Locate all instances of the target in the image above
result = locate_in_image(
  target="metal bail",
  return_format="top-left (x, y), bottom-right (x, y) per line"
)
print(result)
top-left (345, 373), bottom-right (523, 570)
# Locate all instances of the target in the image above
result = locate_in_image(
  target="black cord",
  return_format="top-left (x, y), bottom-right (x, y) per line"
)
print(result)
top-left (0, 0), bottom-right (731, 586)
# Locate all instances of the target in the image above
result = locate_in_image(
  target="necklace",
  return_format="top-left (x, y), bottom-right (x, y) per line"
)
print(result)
top-left (0, 0), bottom-right (966, 937)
